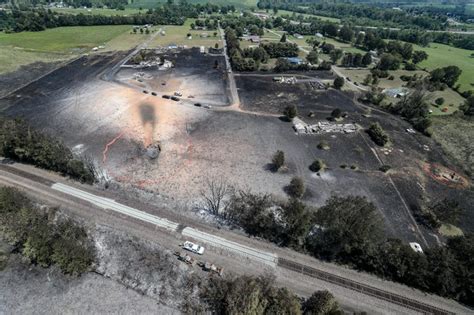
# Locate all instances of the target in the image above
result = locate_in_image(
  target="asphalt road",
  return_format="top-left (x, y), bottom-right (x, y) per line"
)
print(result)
top-left (0, 162), bottom-right (470, 315)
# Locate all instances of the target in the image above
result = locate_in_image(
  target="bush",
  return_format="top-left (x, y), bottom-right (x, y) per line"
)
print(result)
top-left (202, 274), bottom-right (305, 314)
top-left (272, 150), bottom-right (285, 170)
top-left (404, 62), bottom-right (417, 71)
top-left (435, 97), bottom-right (445, 106)
top-left (283, 105), bottom-right (297, 121)
top-left (303, 290), bottom-right (342, 315)
top-left (333, 76), bottom-right (345, 89)
top-left (379, 165), bottom-right (391, 172)
top-left (309, 159), bottom-right (325, 172)
top-left (317, 141), bottom-right (330, 150)
top-left (287, 177), bottom-right (305, 198)
top-left (367, 122), bottom-right (389, 146)
top-left (330, 108), bottom-right (342, 119)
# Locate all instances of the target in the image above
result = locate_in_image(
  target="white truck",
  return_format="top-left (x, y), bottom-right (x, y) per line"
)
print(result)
top-left (182, 241), bottom-right (205, 255)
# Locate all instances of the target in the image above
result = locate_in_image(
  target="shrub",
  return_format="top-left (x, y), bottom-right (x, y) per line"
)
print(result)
top-left (331, 108), bottom-right (342, 119)
top-left (367, 122), bottom-right (389, 146)
top-left (379, 165), bottom-right (391, 172)
top-left (272, 150), bottom-right (285, 170)
top-left (333, 76), bottom-right (345, 89)
top-left (317, 141), bottom-right (330, 150)
top-left (283, 105), bottom-right (297, 121)
top-left (435, 97), bottom-right (445, 106)
top-left (287, 177), bottom-right (305, 198)
top-left (309, 159), bottom-right (325, 172)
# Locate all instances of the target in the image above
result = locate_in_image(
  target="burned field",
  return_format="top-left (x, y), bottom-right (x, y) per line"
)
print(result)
top-left (0, 48), bottom-right (472, 245)
top-left (116, 48), bottom-right (229, 106)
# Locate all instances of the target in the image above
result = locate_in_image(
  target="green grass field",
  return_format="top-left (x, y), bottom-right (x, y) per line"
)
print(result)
top-left (52, 7), bottom-right (141, 16)
top-left (150, 19), bottom-right (222, 48)
top-left (0, 25), bottom-right (132, 52)
top-left (127, 0), bottom-right (257, 9)
top-left (0, 25), bottom-right (146, 73)
top-left (275, 9), bottom-right (341, 23)
top-left (414, 42), bottom-right (474, 93)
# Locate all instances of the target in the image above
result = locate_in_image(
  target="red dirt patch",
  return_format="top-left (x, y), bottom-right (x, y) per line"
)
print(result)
top-left (423, 162), bottom-right (469, 189)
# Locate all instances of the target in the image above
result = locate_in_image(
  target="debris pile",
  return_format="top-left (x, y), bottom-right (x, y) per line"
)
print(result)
top-left (134, 72), bottom-right (153, 81)
top-left (293, 117), bottom-right (357, 135)
top-left (273, 76), bottom-right (297, 84)
top-left (144, 143), bottom-right (161, 159)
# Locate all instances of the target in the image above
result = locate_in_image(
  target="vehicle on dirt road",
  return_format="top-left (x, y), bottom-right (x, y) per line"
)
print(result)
top-left (182, 241), bottom-right (205, 255)
top-left (162, 95), bottom-right (171, 99)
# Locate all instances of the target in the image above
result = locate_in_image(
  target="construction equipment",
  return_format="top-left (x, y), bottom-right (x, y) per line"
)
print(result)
top-left (174, 251), bottom-right (196, 266)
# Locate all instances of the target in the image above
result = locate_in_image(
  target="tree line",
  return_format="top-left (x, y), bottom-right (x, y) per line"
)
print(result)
top-left (199, 179), bottom-right (473, 307)
top-left (202, 273), bottom-right (343, 314)
top-left (0, 2), bottom-right (216, 32)
top-left (258, 1), bottom-right (448, 30)
top-left (0, 187), bottom-right (95, 275)
top-left (0, 117), bottom-right (95, 183)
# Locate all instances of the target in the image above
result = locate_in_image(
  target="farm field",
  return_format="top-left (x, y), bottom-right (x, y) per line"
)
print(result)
top-left (0, 25), bottom-right (132, 53)
top-left (127, 0), bottom-right (257, 9)
top-left (150, 20), bottom-right (222, 48)
top-left (0, 25), bottom-right (149, 74)
top-left (414, 42), bottom-right (474, 93)
top-left (52, 7), bottom-right (141, 16)
top-left (318, 37), bottom-right (365, 54)
top-left (276, 9), bottom-right (341, 23)
top-left (0, 47), bottom-right (71, 74)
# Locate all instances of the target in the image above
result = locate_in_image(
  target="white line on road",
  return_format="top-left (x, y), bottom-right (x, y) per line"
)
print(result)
top-left (51, 183), bottom-right (277, 266)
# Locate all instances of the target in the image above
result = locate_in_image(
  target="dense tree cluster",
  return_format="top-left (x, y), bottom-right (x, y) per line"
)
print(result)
top-left (429, 65), bottom-right (463, 88)
top-left (367, 122), bottom-right (389, 146)
top-left (340, 52), bottom-right (371, 68)
top-left (460, 95), bottom-right (474, 116)
top-left (0, 187), bottom-right (95, 275)
top-left (214, 188), bottom-right (474, 307)
top-left (191, 18), bottom-right (218, 30)
top-left (260, 42), bottom-right (299, 58)
top-left (258, 1), bottom-right (447, 30)
top-left (201, 274), bottom-right (342, 315)
top-left (0, 2), bottom-right (207, 32)
top-left (0, 118), bottom-right (94, 183)
top-left (392, 90), bottom-right (432, 134)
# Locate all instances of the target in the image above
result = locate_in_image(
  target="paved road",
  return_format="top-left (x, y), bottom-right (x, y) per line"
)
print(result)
top-left (218, 22), bottom-right (241, 108)
top-left (0, 163), bottom-right (469, 315)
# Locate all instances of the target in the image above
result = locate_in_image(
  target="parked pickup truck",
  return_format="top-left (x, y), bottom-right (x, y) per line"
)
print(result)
top-left (182, 241), bottom-right (205, 255)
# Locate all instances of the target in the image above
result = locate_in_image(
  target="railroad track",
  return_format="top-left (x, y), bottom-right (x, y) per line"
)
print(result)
top-left (278, 258), bottom-right (454, 315)
top-left (0, 163), bottom-right (459, 314)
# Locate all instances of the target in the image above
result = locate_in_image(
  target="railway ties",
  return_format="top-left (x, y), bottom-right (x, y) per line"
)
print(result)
top-left (277, 258), bottom-right (454, 315)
